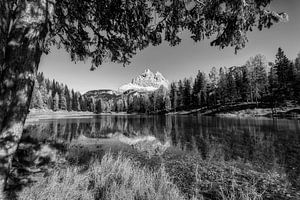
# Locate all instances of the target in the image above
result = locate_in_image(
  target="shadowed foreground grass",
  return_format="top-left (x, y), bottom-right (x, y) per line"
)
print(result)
top-left (18, 152), bottom-right (185, 200)
top-left (17, 150), bottom-right (298, 200)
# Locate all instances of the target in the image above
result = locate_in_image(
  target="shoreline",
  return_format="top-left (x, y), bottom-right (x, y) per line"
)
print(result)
top-left (216, 107), bottom-right (300, 119)
top-left (167, 106), bottom-right (300, 120)
top-left (26, 109), bottom-right (95, 122)
top-left (25, 109), bottom-right (137, 122)
top-left (26, 106), bottom-right (300, 123)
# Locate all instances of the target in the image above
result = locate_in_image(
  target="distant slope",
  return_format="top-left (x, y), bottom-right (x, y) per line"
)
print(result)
top-left (84, 89), bottom-right (121, 101)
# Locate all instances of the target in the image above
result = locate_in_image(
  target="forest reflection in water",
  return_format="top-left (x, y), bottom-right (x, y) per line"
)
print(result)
top-left (24, 115), bottom-right (300, 186)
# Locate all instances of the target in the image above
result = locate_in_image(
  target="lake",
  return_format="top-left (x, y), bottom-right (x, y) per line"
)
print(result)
top-left (24, 115), bottom-right (300, 187)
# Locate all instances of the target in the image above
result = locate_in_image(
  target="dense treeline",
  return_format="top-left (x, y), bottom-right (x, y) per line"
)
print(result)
top-left (30, 73), bottom-right (90, 112)
top-left (31, 47), bottom-right (300, 113)
top-left (91, 86), bottom-right (171, 114)
top-left (30, 74), bottom-right (171, 113)
top-left (170, 48), bottom-right (300, 111)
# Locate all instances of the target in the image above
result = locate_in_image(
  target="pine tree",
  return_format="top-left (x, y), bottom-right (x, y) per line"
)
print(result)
top-left (45, 79), bottom-right (51, 93)
top-left (170, 82), bottom-right (178, 110)
top-left (52, 80), bottom-right (57, 97)
top-left (143, 94), bottom-right (151, 113)
top-left (193, 71), bottom-right (206, 107)
top-left (274, 48), bottom-right (294, 101)
top-left (208, 67), bottom-right (219, 105)
top-left (95, 99), bottom-right (103, 113)
top-left (218, 67), bottom-right (227, 104)
top-left (79, 95), bottom-right (87, 111)
top-left (164, 95), bottom-right (172, 111)
top-left (183, 78), bottom-right (192, 108)
top-left (47, 91), bottom-right (53, 109)
top-left (240, 67), bottom-right (250, 102)
top-left (246, 54), bottom-right (268, 103)
top-left (232, 67), bottom-right (243, 101)
top-left (177, 80), bottom-right (184, 109)
top-left (30, 80), bottom-right (44, 109)
top-left (226, 68), bottom-right (238, 103)
top-left (39, 78), bottom-right (48, 108)
top-left (139, 95), bottom-right (147, 113)
top-left (209, 67), bottom-right (218, 89)
top-left (133, 96), bottom-right (141, 112)
top-left (294, 55), bottom-right (300, 102)
top-left (127, 95), bottom-right (134, 113)
top-left (71, 90), bottom-right (76, 111)
top-left (268, 66), bottom-right (279, 106)
top-left (33, 90), bottom-right (44, 109)
top-left (69, 90), bottom-right (74, 111)
top-left (59, 92), bottom-right (67, 110)
top-left (116, 99), bottom-right (124, 112)
top-left (104, 99), bottom-right (110, 112)
top-left (152, 86), bottom-right (168, 112)
top-left (53, 93), bottom-right (59, 111)
top-left (64, 85), bottom-right (71, 111)
top-left (88, 97), bottom-right (96, 112)
top-left (29, 80), bottom-right (37, 109)
top-left (122, 96), bottom-right (128, 111)
top-left (72, 92), bottom-right (81, 111)
top-left (295, 53), bottom-right (300, 73)
top-left (295, 71), bottom-right (300, 103)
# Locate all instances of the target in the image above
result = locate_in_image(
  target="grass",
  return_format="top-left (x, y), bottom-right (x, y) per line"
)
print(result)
top-left (164, 153), bottom-right (297, 200)
top-left (18, 152), bottom-right (185, 200)
top-left (17, 150), bottom-right (299, 200)
top-left (15, 140), bottom-right (299, 200)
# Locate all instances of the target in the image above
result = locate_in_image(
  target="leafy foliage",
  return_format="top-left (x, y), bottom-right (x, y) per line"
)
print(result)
top-left (37, 0), bottom-right (289, 68)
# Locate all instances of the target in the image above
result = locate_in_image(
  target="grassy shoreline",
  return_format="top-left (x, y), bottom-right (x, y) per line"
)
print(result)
top-left (167, 106), bottom-right (300, 119)
top-left (26, 109), bottom-right (136, 123)
top-left (15, 145), bottom-right (299, 200)
top-left (27, 106), bottom-right (300, 121)
top-left (216, 107), bottom-right (300, 119)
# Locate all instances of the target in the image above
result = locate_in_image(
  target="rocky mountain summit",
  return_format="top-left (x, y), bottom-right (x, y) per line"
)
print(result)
top-left (84, 69), bottom-right (169, 104)
top-left (119, 69), bottom-right (169, 92)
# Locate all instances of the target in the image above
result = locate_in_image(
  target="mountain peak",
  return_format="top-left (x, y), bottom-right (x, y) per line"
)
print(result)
top-left (155, 71), bottom-right (162, 76)
top-left (145, 68), bottom-right (152, 73)
top-left (119, 69), bottom-right (169, 92)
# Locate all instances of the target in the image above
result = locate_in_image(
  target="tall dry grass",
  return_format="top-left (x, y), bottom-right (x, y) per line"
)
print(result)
top-left (18, 152), bottom-right (185, 200)
top-left (17, 148), bottom-right (297, 200)
top-left (165, 153), bottom-right (296, 200)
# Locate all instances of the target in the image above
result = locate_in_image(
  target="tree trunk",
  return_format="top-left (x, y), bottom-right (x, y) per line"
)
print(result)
top-left (0, 38), bottom-right (43, 198)
top-left (0, 1), bottom-right (48, 197)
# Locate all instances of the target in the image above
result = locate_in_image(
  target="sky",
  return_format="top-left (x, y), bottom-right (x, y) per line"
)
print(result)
top-left (39, 0), bottom-right (300, 93)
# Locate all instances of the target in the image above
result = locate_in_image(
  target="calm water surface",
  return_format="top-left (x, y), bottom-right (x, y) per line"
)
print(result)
top-left (24, 115), bottom-right (300, 186)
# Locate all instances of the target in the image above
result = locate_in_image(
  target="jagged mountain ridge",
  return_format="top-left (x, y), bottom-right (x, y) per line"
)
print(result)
top-left (119, 69), bottom-right (169, 92)
top-left (84, 69), bottom-right (169, 99)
